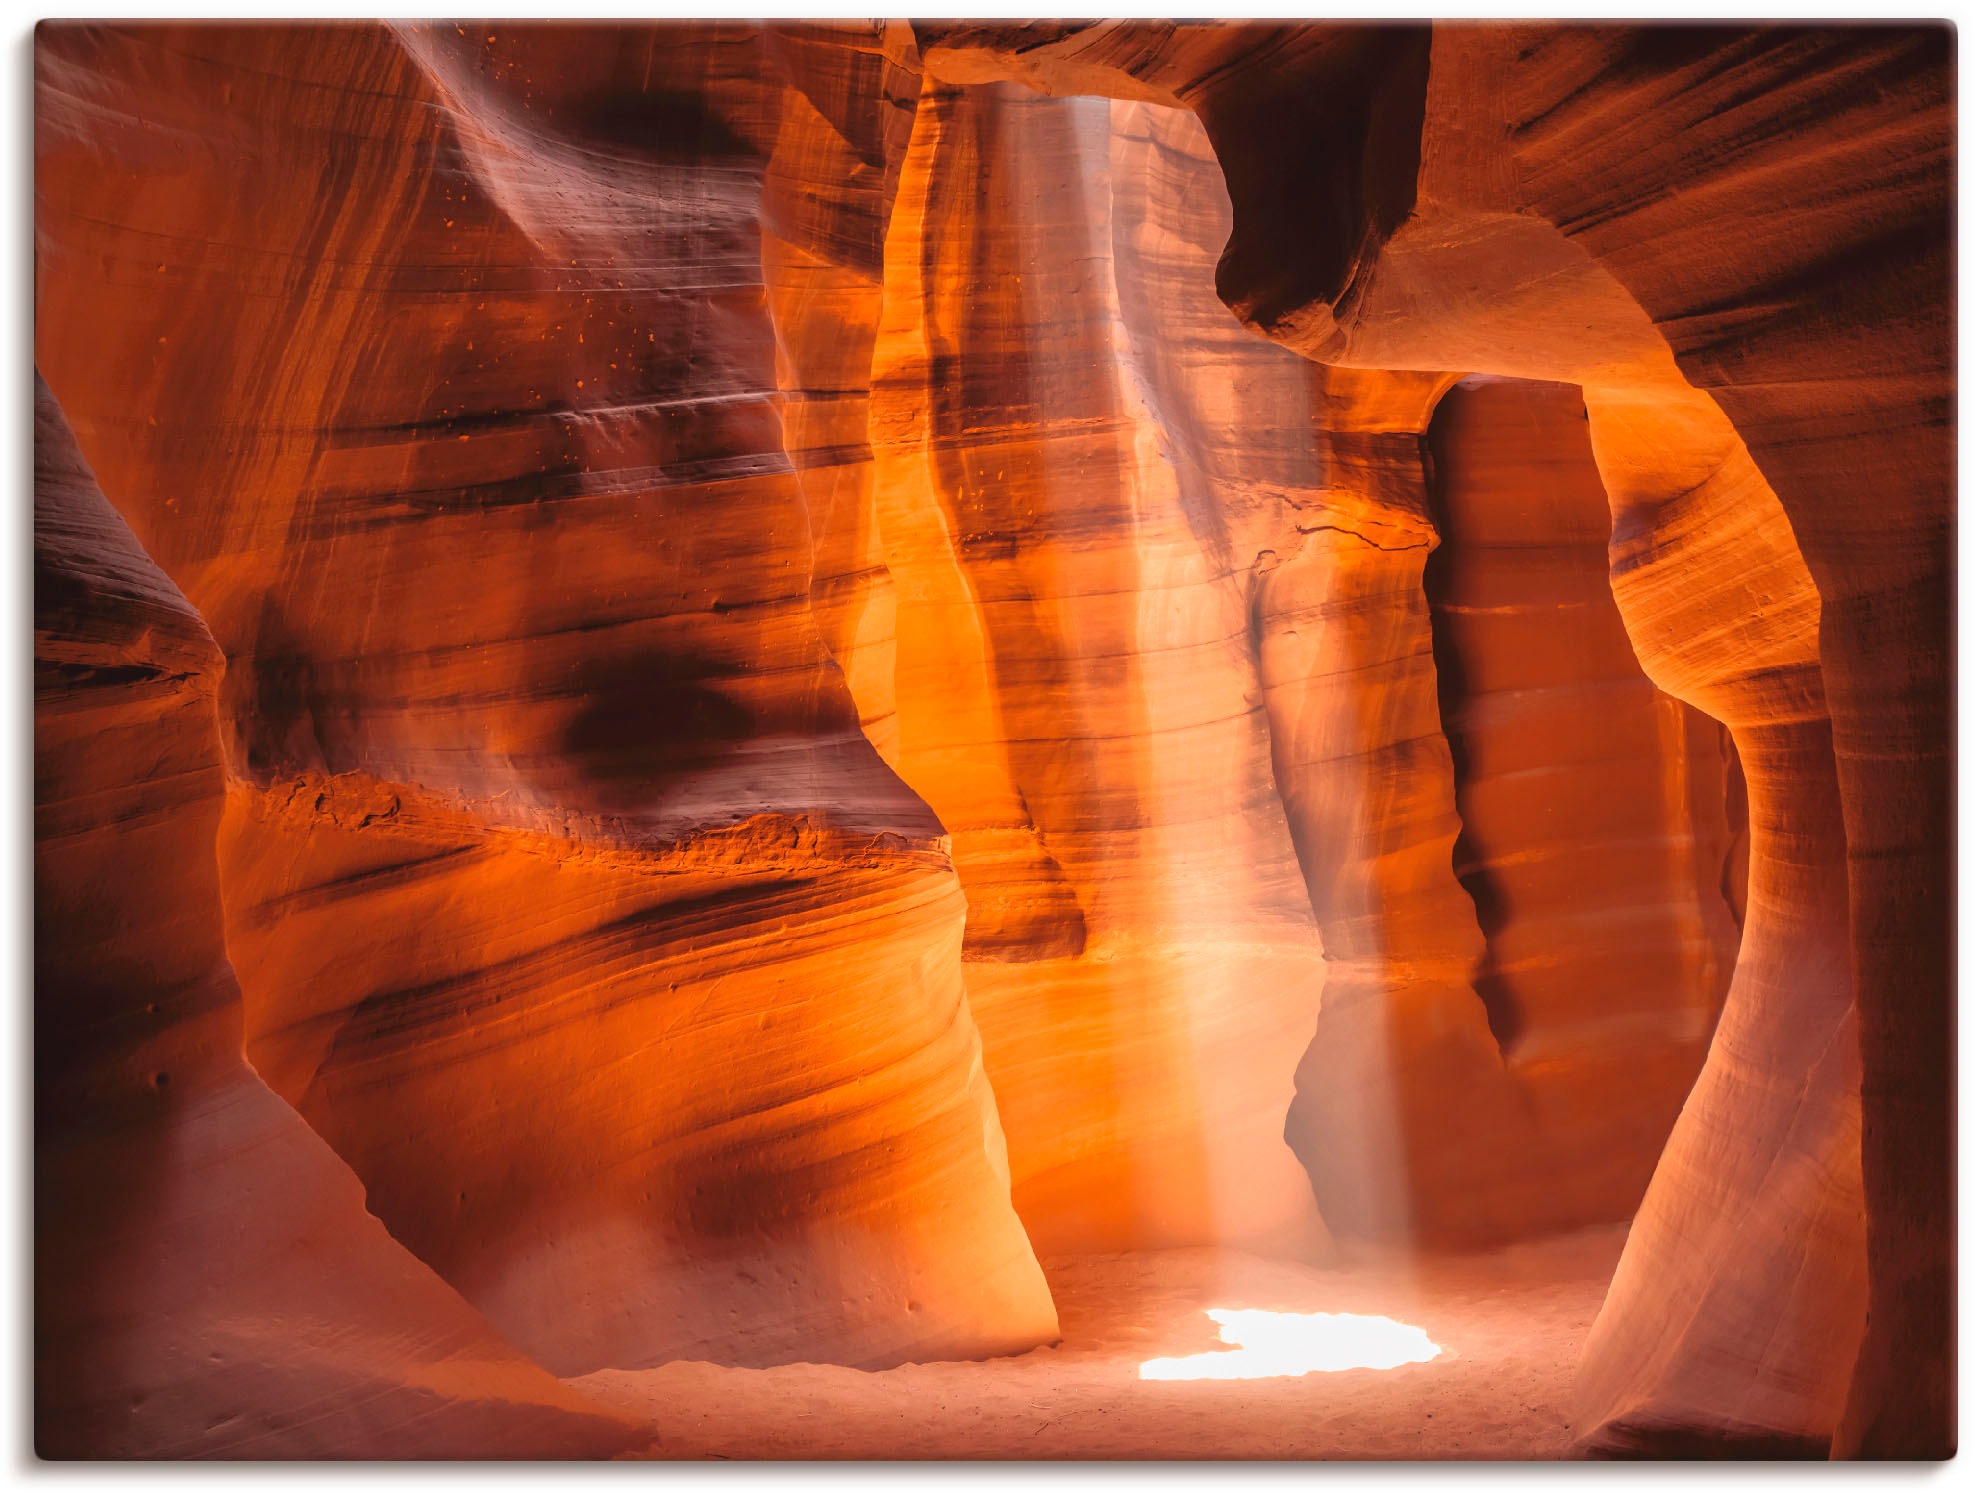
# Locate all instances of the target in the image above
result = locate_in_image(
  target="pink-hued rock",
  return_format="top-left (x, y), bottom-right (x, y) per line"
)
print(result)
top-left (1573, 375), bottom-right (1866, 1455)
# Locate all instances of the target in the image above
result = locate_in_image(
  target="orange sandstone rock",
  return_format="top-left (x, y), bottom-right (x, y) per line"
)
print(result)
top-left (917, 20), bottom-right (1946, 1454)
top-left (1280, 375), bottom-right (1742, 1251)
top-left (866, 79), bottom-right (1327, 1254)
top-left (36, 19), bottom-right (1055, 1377)
top-left (33, 18), bottom-right (1953, 1461)
top-left (34, 374), bottom-right (648, 1459)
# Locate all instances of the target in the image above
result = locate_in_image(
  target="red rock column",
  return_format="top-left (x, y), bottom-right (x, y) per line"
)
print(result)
top-left (867, 77), bottom-right (1330, 1254)
top-left (1571, 383), bottom-right (1866, 1453)
top-left (1279, 373), bottom-right (1741, 1250)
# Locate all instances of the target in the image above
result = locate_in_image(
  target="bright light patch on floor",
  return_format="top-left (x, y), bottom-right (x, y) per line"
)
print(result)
top-left (1139, 1309), bottom-right (1442, 1381)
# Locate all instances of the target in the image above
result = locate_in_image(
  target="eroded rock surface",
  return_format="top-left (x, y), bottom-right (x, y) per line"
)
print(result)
top-left (920, 19), bottom-right (1946, 1456)
top-left (34, 18), bottom-right (1950, 1460)
top-left (36, 19), bottom-right (1056, 1379)
top-left (1282, 372), bottom-right (1745, 1251)
top-left (34, 375), bottom-right (649, 1459)
top-left (866, 80), bottom-right (1330, 1255)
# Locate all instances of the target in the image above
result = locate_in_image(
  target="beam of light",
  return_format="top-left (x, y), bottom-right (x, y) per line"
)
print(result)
top-left (1139, 1308), bottom-right (1442, 1381)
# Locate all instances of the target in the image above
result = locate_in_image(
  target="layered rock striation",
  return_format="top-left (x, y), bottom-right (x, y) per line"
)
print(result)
top-left (917, 20), bottom-right (1947, 1456)
top-left (34, 18), bottom-right (1951, 1461)
top-left (865, 78), bottom-right (1330, 1254)
top-left (35, 20), bottom-right (1056, 1380)
top-left (34, 375), bottom-right (649, 1458)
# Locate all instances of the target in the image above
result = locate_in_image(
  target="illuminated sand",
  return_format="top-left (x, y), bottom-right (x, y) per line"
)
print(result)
top-left (1138, 1310), bottom-right (1441, 1382)
top-left (574, 1229), bottom-right (1623, 1460)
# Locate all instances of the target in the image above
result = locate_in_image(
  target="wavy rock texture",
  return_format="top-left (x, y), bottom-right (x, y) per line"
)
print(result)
top-left (1572, 373), bottom-right (1866, 1456)
top-left (865, 80), bottom-right (1329, 1254)
top-left (1277, 374), bottom-right (1740, 1251)
top-left (35, 20), bottom-right (1056, 1379)
top-left (34, 376), bottom-right (648, 1460)
top-left (1245, 25), bottom-right (1943, 1455)
top-left (916, 19), bottom-right (1947, 1456)
top-left (1353, 28), bottom-right (1937, 1453)
top-left (1489, 33), bottom-right (1955, 1457)
top-left (34, 17), bottom-right (1951, 1462)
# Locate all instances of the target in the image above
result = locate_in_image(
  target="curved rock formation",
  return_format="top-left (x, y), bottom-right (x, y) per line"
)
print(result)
top-left (34, 375), bottom-right (647, 1459)
top-left (916, 19), bottom-right (1947, 1456)
top-left (34, 18), bottom-right (1951, 1461)
top-left (36, 19), bottom-right (1056, 1378)
top-left (1228, 26), bottom-right (1946, 1453)
top-left (866, 79), bottom-right (1328, 1254)
top-left (1573, 375), bottom-right (1866, 1456)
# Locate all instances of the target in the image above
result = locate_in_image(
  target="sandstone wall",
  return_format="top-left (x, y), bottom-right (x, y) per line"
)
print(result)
top-left (913, 21), bottom-right (1942, 1454)
top-left (34, 374), bottom-right (648, 1458)
top-left (33, 19), bottom-right (1950, 1459)
top-left (35, 19), bottom-right (1056, 1378)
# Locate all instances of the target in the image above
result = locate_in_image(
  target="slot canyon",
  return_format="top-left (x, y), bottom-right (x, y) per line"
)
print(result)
top-left (31, 18), bottom-right (1952, 1461)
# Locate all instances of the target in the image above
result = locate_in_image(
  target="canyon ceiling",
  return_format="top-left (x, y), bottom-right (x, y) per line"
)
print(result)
top-left (32, 18), bottom-right (1952, 1461)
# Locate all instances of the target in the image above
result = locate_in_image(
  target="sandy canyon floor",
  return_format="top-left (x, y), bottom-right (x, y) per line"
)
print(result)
top-left (575, 1226), bottom-right (1628, 1460)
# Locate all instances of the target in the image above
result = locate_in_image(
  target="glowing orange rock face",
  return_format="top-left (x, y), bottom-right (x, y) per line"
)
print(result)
top-left (34, 18), bottom-right (1950, 1462)
top-left (34, 377), bottom-right (648, 1458)
top-left (1287, 377), bottom-right (1744, 1251)
top-left (36, 20), bottom-right (1056, 1380)
top-left (866, 80), bottom-right (1330, 1255)
top-left (918, 20), bottom-right (1946, 1456)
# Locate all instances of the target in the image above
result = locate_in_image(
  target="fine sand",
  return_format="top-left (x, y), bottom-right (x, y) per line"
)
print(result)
top-left (573, 1225), bottom-right (1628, 1460)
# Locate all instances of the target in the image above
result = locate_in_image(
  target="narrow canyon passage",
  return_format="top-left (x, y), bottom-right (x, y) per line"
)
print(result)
top-left (32, 20), bottom-right (1949, 1462)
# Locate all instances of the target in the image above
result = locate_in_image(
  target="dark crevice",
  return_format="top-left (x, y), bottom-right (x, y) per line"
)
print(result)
top-left (1719, 724), bottom-right (1750, 932)
top-left (1420, 399), bottom-right (1523, 1058)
